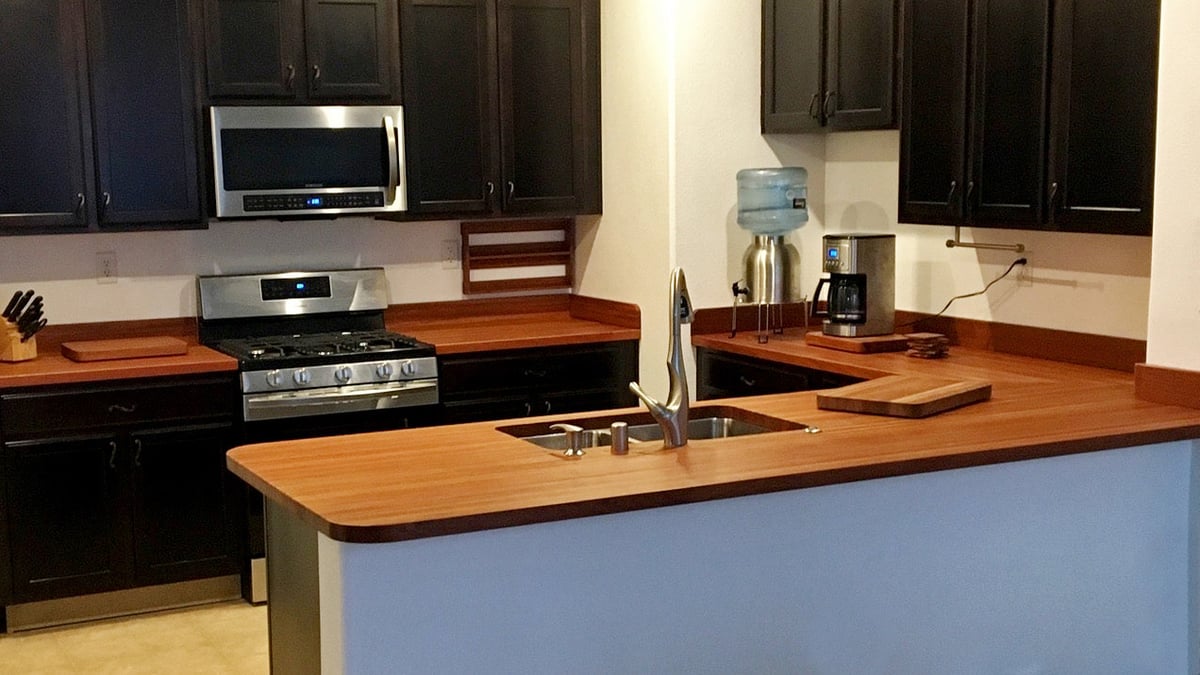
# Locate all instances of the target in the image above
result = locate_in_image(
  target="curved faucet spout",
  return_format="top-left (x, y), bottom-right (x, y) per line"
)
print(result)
top-left (629, 267), bottom-right (693, 449)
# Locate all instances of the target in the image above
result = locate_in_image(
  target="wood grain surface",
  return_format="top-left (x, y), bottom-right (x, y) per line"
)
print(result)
top-left (61, 336), bottom-right (189, 362)
top-left (803, 331), bottom-right (910, 353)
top-left (816, 375), bottom-right (991, 417)
top-left (227, 329), bottom-right (1200, 544)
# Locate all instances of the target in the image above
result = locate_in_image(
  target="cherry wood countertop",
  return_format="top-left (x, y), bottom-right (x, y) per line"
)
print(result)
top-left (392, 310), bottom-right (639, 355)
top-left (227, 328), bottom-right (1200, 544)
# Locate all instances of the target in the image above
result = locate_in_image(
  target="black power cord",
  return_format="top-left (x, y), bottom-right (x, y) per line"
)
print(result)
top-left (896, 257), bottom-right (1028, 332)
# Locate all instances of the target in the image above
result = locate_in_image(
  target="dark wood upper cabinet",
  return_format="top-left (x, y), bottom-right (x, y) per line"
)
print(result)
top-left (203, 0), bottom-right (400, 102)
top-left (899, 0), bottom-right (1159, 236)
top-left (762, 0), bottom-right (897, 133)
top-left (399, 0), bottom-right (600, 216)
top-left (0, 0), bottom-right (92, 232)
top-left (1046, 0), bottom-right (1159, 235)
top-left (0, 0), bottom-right (202, 235)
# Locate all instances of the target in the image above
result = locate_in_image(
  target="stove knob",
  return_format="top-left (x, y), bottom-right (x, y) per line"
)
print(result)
top-left (399, 360), bottom-right (417, 377)
top-left (265, 370), bottom-right (283, 388)
top-left (375, 363), bottom-right (394, 379)
top-left (335, 366), bottom-right (353, 384)
top-left (293, 369), bottom-right (312, 386)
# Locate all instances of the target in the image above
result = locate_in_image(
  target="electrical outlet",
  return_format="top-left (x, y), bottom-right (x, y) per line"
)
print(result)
top-left (441, 238), bottom-right (461, 270)
top-left (97, 251), bottom-right (118, 284)
top-left (1017, 261), bottom-right (1033, 287)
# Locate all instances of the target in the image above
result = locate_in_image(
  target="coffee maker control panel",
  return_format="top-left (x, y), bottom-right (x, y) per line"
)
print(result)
top-left (823, 242), bottom-right (852, 273)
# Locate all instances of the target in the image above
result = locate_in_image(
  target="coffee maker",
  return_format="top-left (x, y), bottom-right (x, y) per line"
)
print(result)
top-left (812, 233), bottom-right (895, 337)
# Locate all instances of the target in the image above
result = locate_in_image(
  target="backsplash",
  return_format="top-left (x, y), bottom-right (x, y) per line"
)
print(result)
top-left (0, 218), bottom-right (465, 324)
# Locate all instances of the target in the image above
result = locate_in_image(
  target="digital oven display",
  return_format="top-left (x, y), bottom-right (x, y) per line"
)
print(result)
top-left (260, 276), bottom-right (333, 301)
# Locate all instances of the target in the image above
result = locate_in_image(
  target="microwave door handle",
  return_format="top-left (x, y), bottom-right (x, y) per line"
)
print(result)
top-left (383, 115), bottom-right (399, 205)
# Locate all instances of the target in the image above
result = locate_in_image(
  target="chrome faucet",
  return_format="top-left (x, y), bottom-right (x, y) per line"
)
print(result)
top-left (629, 267), bottom-right (693, 448)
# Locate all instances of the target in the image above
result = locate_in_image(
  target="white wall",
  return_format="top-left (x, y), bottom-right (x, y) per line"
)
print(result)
top-left (1147, 0), bottom-right (1200, 370)
top-left (0, 218), bottom-right (463, 323)
top-left (576, 0), bottom-right (674, 392)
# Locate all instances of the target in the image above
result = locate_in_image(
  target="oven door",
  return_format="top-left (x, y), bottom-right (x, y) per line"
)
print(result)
top-left (242, 379), bottom-right (437, 422)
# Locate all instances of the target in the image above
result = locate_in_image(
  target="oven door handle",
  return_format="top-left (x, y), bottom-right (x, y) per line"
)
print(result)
top-left (244, 380), bottom-right (438, 420)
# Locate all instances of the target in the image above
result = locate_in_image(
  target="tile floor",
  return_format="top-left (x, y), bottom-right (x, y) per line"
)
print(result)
top-left (0, 600), bottom-right (267, 675)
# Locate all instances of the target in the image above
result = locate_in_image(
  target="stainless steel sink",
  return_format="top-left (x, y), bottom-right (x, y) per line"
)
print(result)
top-left (497, 405), bottom-right (811, 452)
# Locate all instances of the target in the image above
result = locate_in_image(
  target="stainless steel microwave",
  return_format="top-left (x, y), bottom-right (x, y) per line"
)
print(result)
top-left (209, 105), bottom-right (407, 218)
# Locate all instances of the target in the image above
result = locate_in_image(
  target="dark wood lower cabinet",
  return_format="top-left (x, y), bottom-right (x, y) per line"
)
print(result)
top-left (438, 341), bottom-right (638, 424)
top-left (695, 348), bottom-right (862, 400)
top-left (0, 376), bottom-right (240, 605)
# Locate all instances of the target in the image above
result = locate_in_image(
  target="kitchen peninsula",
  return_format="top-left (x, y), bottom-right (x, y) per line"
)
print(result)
top-left (228, 335), bottom-right (1200, 674)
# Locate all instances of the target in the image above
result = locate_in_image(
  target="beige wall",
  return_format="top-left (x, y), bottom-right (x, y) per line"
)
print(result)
top-left (1147, 0), bottom-right (1200, 370)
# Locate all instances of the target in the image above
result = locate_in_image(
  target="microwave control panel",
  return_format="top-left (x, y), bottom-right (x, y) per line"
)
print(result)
top-left (243, 192), bottom-right (385, 213)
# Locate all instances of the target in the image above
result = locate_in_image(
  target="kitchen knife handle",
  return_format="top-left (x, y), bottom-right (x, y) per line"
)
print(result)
top-left (2, 291), bottom-right (22, 320)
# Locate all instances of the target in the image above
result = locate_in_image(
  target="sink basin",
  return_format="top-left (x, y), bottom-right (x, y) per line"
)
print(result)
top-left (497, 405), bottom-right (810, 451)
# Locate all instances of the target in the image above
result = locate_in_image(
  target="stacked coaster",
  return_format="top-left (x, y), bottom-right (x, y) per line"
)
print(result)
top-left (905, 332), bottom-right (950, 359)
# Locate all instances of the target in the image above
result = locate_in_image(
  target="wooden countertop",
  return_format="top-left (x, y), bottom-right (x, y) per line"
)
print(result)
top-left (0, 317), bottom-right (239, 389)
top-left (393, 310), bottom-right (639, 354)
top-left (226, 328), bottom-right (1200, 544)
top-left (0, 296), bottom-right (639, 390)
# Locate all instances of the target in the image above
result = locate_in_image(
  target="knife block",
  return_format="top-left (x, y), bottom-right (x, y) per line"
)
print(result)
top-left (1, 320), bottom-right (37, 362)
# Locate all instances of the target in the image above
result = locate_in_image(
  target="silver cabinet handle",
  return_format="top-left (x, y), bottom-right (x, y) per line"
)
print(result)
top-left (285, 64), bottom-right (296, 91)
top-left (506, 181), bottom-right (515, 201)
top-left (807, 92), bottom-right (821, 119)
top-left (108, 441), bottom-right (118, 469)
top-left (108, 403), bottom-right (137, 414)
top-left (1048, 181), bottom-right (1059, 225)
top-left (100, 191), bottom-right (111, 219)
top-left (133, 438), bottom-right (142, 468)
top-left (485, 181), bottom-right (495, 196)
top-left (312, 64), bottom-right (321, 87)
top-left (822, 90), bottom-right (835, 117)
top-left (75, 193), bottom-right (86, 217)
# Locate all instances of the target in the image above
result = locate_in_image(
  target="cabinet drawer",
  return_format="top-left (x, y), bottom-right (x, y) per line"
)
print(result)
top-left (0, 375), bottom-right (236, 440)
top-left (439, 342), bottom-right (637, 400)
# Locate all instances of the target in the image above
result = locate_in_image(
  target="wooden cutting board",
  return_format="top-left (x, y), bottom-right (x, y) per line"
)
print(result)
top-left (804, 331), bottom-right (909, 353)
top-left (816, 375), bottom-right (992, 418)
top-left (61, 337), bottom-right (189, 362)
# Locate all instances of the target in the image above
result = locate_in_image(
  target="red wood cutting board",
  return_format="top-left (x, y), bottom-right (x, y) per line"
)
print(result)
top-left (61, 337), bottom-right (189, 362)
top-left (816, 375), bottom-right (992, 418)
top-left (804, 331), bottom-right (909, 353)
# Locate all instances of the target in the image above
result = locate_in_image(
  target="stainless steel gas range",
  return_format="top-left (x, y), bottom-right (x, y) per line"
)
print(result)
top-left (197, 267), bottom-right (439, 602)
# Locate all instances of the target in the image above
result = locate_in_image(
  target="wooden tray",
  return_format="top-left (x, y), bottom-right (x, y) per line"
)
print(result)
top-left (804, 331), bottom-right (909, 353)
top-left (816, 375), bottom-right (992, 418)
top-left (61, 337), bottom-right (189, 362)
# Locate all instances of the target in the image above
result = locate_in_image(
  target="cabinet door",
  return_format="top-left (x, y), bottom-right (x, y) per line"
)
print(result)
top-left (130, 424), bottom-right (239, 586)
top-left (897, 0), bottom-right (968, 225)
top-left (87, 0), bottom-right (202, 227)
top-left (5, 436), bottom-right (131, 602)
top-left (304, 0), bottom-right (399, 99)
top-left (205, 0), bottom-right (305, 99)
top-left (964, 0), bottom-right (1050, 228)
top-left (0, 0), bottom-right (93, 233)
top-left (761, 0), bottom-right (824, 133)
top-left (401, 0), bottom-right (498, 213)
top-left (824, 0), bottom-right (895, 130)
top-left (497, 0), bottom-right (594, 213)
top-left (1046, 0), bottom-right (1158, 236)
